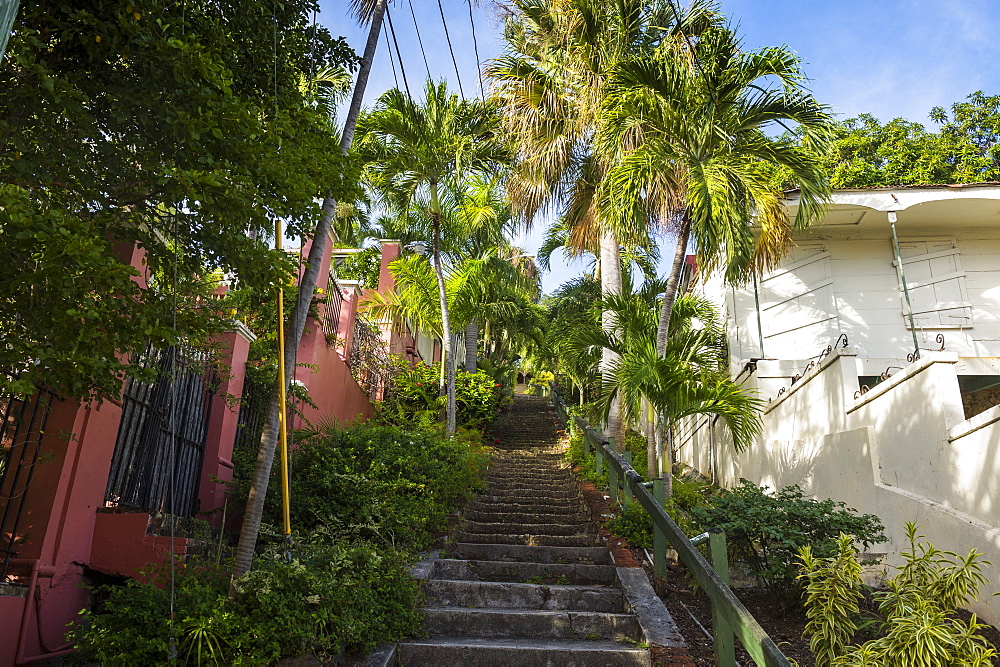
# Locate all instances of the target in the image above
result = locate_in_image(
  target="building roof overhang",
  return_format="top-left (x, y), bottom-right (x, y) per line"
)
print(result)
top-left (783, 184), bottom-right (1000, 235)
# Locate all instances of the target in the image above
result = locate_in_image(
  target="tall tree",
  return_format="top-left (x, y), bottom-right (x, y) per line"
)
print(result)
top-left (0, 0), bottom-right (355, 400)
top-left (489, 0), bottom-right (722, 448)
top-left (357, 80), bottom-right (509, 435)
top-left (823, 91), bottom-right (1000, 188)
top-left (600, 25), bottom-right (834, 354)
top-left (232, 0), bottom-right (382, 581)
top-left (574, 288), bottom-right (764, 496)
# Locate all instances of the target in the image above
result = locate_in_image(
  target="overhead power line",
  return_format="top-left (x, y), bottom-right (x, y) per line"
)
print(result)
top-left (466, 0), bottom-right (485, 98)
top-left (382, 20), bottom-right (400, 90)
top-left (435, 0), bottom-right (465, 99)
top-left (407, 0), bottom-right (431, 79)
top-left (386, 7), bottom-right (412, 97)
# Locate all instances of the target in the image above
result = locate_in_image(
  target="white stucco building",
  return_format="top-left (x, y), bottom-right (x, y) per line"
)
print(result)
top-left (679, 184), bottom-right (1000, 624)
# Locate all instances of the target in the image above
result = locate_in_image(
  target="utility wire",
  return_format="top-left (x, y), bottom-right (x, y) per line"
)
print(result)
top-left (383, 21), bottom-right (400, 90)
top-left (435, 0), bottom-right (465, 99)
top-left (386, 7), bottom-right (411, 97)
top-left (466, 0), bottom-right (484, 98)
top-left (407, 0), bottom-right (431, 79)
top-left (168, 0), bottom-right (184, 655)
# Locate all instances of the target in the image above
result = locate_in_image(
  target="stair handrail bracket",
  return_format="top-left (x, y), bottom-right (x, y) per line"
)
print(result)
top-left (552, 389), bottom-right (791, 667)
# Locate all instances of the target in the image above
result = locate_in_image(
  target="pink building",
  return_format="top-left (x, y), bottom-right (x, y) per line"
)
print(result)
top-left (0, 239), bottom-right (394, 664)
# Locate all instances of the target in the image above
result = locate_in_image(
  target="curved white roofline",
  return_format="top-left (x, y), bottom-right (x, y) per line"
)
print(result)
top-left (785, 185), bottom-right (1000, 212)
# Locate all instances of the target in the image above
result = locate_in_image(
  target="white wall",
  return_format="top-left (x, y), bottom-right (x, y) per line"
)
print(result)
top-left (717, 233), bottom-right (1000, 380)
top-left (675, 349), bottom-right (1000, 625)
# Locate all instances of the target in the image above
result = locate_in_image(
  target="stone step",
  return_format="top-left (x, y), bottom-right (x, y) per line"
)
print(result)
top-left (484, 475), bottom-right (575, 485)
top-left (486, 463), bottom-right (568, 472)
top-left (484, 477), bottom-right (576, 486)
top-left (396, 637), bottom-right (650, 666)
top-left (433, 558), bottom-right (616, 585)
top-left (422, 607), bottom-right (642, 641)
top-left (482, 486), bottom-right (580, 498)
top-left (423, 580), bottom-right (625, 612)
top-left (443, 543), bottom-right (612, 565)
top-left (463, 509), bottom-right (592, 524)
top-left (459, 520), bottom-right (592, 537)
top-left (451, 531), bottom-right (599, 547)
top-left (466, 499), bottom-right (586, 514)
top-left (477, 489), bottom-right (582, 501)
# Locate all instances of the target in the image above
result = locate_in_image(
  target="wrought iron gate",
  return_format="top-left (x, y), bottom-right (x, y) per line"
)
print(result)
top-left (0, 382), bottom-right (56, 580)
top-left (104, 346), bottom-right (215, 517)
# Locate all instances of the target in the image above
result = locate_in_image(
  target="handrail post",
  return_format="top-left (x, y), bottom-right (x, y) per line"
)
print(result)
top-left (709, 532), bottom-right (736, 666)
top-left (594, 436), bottom-right (604, 476)
top-left (606, 438), bottom-right (618, 504)
top-left (652, 478), bottom-right (667, 579)
top-left (622, 451), bottom-right (633, 505)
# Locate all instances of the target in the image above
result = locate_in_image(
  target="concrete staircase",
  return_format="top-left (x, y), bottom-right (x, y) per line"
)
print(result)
top-left (397, 395), bottom-right (652, 666)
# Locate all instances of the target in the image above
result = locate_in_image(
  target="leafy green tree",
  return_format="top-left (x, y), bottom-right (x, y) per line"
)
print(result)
top-left (541, 277), bottom-right (602, 405)
top-left (825, 91), bottom-right (1000, 187)
top-left (356, 80), bottom-right (509, 435)
top-left (0, 0), bottom-right (356, 399)
top-left (823, 114), bottom-right (955, 188)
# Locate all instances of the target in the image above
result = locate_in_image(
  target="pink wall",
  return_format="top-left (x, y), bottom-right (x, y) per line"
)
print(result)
top-left (293, 309), bottom-right (375, 429)
top-left (1, 395), bottom-right (130, 664)
top-left (198, 327), bottom-right (253, 527)
top-left (1, 233), bottom-right (382, 664)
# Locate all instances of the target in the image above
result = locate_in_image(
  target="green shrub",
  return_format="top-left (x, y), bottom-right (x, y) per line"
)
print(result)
top-left (607, 500), bottom-right (654, 548)
top-left (72, 540), bottom-right (422, 665)
top-left (691, 479), bottom-right (885, 594)
top-left (379, 363), bottom-right (502, 430)
top-left (228, 540), bottom-right (422, 661)
top-left (605, 477), bottom-right (712, 548)
top-left (269, 423), bottom-right (488, 551)
top-left (798, 524), bottom-right (997, 666)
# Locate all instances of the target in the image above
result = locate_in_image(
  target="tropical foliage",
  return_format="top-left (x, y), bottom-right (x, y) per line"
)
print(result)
top-left (799, 524), bottom-right (997, 666)
top-left (825, 91), bottom-right (1000, 187)
top-left (356, 79), bottom-right (509, 434)
top-left (0, 0), bottom-right (357, 399)
top-left (693, 480), bottom-right (885, 595)
top-left (378, 363), bottom-right (505, 432)
top-left (75, 421), bottom-right (486, 663)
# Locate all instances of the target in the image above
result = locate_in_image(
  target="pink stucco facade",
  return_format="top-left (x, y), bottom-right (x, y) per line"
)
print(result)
top-left (0, 236), bottom-right (380, 664)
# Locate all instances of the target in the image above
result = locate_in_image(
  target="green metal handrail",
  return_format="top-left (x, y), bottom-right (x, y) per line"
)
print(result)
top-left (552, 389), bottom-right (790, 667)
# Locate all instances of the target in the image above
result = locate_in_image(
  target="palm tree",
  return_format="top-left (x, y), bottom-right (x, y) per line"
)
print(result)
top-left (488, 0), bottom-right (722, 448)
top-left (357, 80), bottom-right (509, 434)
top-left (574, 287), bottom-right (764, 497)
top-left (232, 0), bottom-right (388, 581)
top-left (362, 249), bottom-right (542, 384)
top-left (599, 25), bottom-right (834, 353)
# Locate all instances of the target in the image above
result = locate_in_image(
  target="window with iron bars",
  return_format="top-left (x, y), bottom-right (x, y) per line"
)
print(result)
top-left (104, 345), bottom-right (216, 518)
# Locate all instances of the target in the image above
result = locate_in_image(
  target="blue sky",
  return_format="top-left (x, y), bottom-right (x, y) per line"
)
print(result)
top-left (320, 0), bottom-right (1000, 292)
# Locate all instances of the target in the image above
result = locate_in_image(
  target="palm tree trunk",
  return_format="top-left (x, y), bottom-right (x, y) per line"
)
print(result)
top-left (656, 212), bottom-right (691, 356)
top-left (599, 228), bottom-right (624, 449)
top-left (231, 0), bottom-right (388, 583)
top-left (651, 213), bottom-right (691, 493)
top-left (464, 319), bottom-right (478, 372)
top-left (429, 185), bottom-right (456, 435)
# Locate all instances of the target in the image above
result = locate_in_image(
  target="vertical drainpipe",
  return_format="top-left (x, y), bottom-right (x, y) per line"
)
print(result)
top-left (752, 273), bottom-right (765, 357)
top-left (889, 210), bottom-right (921, 354)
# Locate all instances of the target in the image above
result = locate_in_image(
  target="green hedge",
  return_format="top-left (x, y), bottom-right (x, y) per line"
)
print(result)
top-left (73, 422), bottom-right (489, 664)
